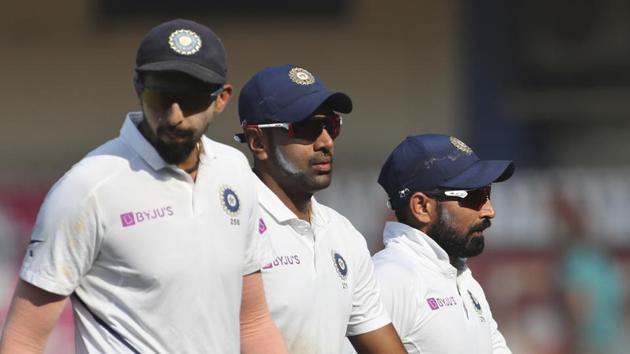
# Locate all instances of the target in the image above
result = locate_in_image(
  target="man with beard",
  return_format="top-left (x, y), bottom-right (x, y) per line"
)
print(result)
top-left (374, 134), bottom-right (514, 353)
top-left (235, 64), bottom-right (406, 353)
top-left (0, 19), bottom-right (286, 354)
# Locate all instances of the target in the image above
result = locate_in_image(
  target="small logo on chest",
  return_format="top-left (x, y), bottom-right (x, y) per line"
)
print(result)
top-left (468, 290), bottom-right (486, 321)
top-left (120, 206), bottom-right (174, 227)
top-left (262, 254), bottom-right (301, 270)
top-left (220, 185), bottom-right (241, 225)
top-left (331, 251), bottom-right (349, 289)
top-left (426, 296), bottom-right (457, 310)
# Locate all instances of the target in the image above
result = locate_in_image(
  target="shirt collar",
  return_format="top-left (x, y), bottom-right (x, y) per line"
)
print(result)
top-left (255, 176), bottom-right (329, 227)
top-left (120, 112), bottom-right (214, 172)
top-left (383, 221), bottom-right (461, 275)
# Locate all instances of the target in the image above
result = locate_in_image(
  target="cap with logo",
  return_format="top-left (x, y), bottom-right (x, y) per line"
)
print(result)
top-left (378, 134), bottom-right (515, 209)
top-left (135, 18), bottom-right (227, 85)
top-left (238, 64), bottom-right (352, 125)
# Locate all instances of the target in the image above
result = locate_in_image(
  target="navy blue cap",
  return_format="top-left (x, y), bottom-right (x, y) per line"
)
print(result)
top-left (136, 19), bottom-right (227, 84)
top-left (238, 64), bottom-right (352, 125)
top-left (378, 134), bottom-right (515, 209)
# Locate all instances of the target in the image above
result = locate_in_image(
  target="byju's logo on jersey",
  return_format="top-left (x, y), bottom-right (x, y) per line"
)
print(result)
top-left (258, 218), bottom-right (267, 234)
top-left (426, 296), bottom-right (457, 311)
top-left (120, 206), bottom-right (174, 228)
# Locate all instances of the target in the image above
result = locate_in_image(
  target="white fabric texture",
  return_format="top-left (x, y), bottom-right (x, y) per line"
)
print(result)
top-left (20, 112), bottom-right (270, 354)
top-left (256, 178), bottom-right (390, 354)
top-left (373, 221), bottom-right (511, 354)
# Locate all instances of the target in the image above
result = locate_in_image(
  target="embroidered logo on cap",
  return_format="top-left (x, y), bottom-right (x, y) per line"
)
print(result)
top-left (288, 67), bottom-right (315, 85)
top-left (450, 136), bottom-right (473, 155)
top-left (168, 29), bottom-right (202, 55)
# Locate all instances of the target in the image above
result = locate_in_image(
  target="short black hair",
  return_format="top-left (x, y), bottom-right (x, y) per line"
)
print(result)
top-left (393, 205), bottom-right (411, 225)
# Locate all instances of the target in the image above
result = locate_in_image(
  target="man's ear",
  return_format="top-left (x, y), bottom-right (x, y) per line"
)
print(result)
top-left (213, 84), bottom-right (233, 113)
top-left (245, 127), bottom-right (269, 161)
top-left (133, 76), bottom-right (143, 98)
top-left (408, 192), bottom-right (435, 225)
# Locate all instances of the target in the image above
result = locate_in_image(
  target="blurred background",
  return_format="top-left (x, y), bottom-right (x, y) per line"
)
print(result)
top-left (1, 0), bottom-right (629, 353)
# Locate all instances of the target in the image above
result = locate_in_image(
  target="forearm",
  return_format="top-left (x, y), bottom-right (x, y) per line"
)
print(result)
top-left (0, 280), bottom-right (67, 354)
top-left (349, 323), bottom-right (406, 354)
top-left (240, 272), bottom-right (287, 354)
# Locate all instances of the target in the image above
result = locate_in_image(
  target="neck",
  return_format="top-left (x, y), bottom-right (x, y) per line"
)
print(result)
top-left (138, 120), bottom-right (202, 178)
top-left (450, 256), bottom-right (466, 271)
top-left (178, 141), bottom-right (202, 173)
top-left (255, 169), bottom-right (313, 222)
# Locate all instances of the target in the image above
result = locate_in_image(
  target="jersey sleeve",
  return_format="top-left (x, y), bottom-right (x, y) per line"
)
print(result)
top-left (373, 258), bottom-right (423, 352)
top-left (345, 231), bottom-right (391, 336)
top-left (19, 173), bottom-right (102, 296)
top-left (241, 172), bottom-right (272, 275)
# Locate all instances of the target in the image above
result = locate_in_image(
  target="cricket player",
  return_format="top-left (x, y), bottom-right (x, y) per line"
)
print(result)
top-left (374, 134), bottom-right (514, 353)
top-left (235, 64), bottom-right (406, 354)
top-left (0, 19), bottom-right (286, 354)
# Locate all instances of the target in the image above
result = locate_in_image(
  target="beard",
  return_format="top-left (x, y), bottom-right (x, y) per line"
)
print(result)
top-left (267, 140), bottom-right (332, 193)
top-left (427, 203), bottom-right (491, 259)
top-left (153, 124), bottom-right (206, 165)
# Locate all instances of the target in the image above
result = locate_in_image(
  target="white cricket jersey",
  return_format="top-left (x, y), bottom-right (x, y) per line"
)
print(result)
top-left (255, 178), bottom-right (390, 354)
top-left (20, 112), bottom-right (270, 354)
top-left (373, 222), bottom-right (511, 354)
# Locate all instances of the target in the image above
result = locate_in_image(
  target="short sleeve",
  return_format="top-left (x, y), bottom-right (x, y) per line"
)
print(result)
top-left (346, 232), bottom-right (391, 336)
top-left (20, 176), bottom-right (102, 296)
top-left (241, 173), bottom-right (272, 275)
top-left (373, 259), bottom-right (422, 352)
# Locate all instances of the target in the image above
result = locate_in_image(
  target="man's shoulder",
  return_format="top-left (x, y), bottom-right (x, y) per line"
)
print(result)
top-left (373, 246), bottom-right (434, 288)
top-left (203, 137), bottom-right (249, 167)
top-left (55, 138), bottom-right (136, 195)
top-left (373, 248), bottom-right (418, 277)
top-left (315, 202), bottom-right (364, 237)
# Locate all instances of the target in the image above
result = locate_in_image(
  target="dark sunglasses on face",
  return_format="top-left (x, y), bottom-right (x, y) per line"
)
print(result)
top-left (141, 85), bottom-right (224, 114)
top-left (236, 114), bottom-right (343, 142)
top-left (426, 186), bottom-right (492, 210)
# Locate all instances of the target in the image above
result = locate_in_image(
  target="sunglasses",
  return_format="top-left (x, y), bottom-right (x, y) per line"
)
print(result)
top-left (141, 85), bottom-right (224, 114)
top-left (425, 186), bottom-right (492, 210)
top-left (235, 114), bottom-right (342, 142)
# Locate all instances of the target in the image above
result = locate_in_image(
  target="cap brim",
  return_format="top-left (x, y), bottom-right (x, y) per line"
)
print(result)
top-left (136, 60), bottom-right (225, 84)
top-left (273, 90), bottom-right (353, 123)
top-left (441, 160), bottom-right (514, 190)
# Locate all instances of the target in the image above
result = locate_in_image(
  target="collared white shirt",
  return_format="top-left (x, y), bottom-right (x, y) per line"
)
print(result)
top-left (20, 112), bottom-right (269, 354)
top-left (372, 221), bottom-right (511, 354)
top-left (256, 178), bottom-right (390, 354)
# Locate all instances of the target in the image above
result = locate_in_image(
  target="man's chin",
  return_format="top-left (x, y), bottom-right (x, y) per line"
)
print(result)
top-left (155, 141), bottom-right (196, 165)
top-left (305, 175), bottom-right (332, 192)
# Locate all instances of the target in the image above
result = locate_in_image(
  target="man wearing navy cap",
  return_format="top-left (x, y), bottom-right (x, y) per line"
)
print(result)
top-left (0, 19), bottom-right (286, 353)
top-left (374, 134), bottom-right (513, 353)
top-left (236, 64), bottom-right (406, 353)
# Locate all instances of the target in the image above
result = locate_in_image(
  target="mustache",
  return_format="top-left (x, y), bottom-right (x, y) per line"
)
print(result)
top-left (309, 151), bottom-right (333, 165)
top-left (157, 125), bottom-right (194, 138)
top-left (469, 218), bottom-right (492, 234)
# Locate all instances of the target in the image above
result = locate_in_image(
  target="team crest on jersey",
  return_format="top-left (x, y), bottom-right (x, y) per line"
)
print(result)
top-left (288, 67), bottom-right (315, 86)
top-left (468, 290), bottom-right (483, 315)
top-left (169, 29), bottom-right (202, 55)
top-left (331, 251), bottom-right (348, 281)
top-left (220, 185), bottom-right (240, 217)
